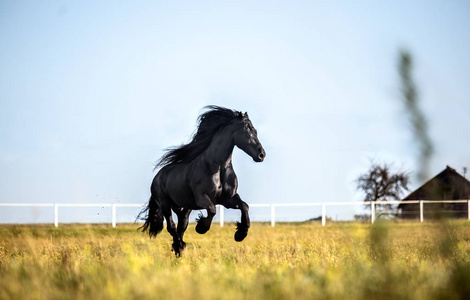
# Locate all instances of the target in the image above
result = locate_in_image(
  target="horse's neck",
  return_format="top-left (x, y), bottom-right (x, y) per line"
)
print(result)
top-left (202, 127), bottom-right (234, 169)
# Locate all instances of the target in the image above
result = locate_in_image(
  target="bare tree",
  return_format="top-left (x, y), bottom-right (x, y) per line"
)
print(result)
top-left (356, 162), bottom-right (410, 211)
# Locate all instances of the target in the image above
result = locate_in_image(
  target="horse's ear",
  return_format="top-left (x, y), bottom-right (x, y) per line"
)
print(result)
top-left (243, 112), bottom-right (249, 118)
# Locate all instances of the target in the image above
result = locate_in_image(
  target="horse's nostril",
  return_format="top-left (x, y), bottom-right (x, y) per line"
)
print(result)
top-left (257, 147), bottom-right (266, 161)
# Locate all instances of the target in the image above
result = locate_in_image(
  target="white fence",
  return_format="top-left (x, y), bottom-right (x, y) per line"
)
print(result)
top-left (1, 200), bottom-right (469, 227)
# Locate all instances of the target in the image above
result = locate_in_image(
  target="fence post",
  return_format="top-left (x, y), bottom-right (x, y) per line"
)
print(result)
top-left (270, 204), bottom-right (275, 227)
top-left (219, 205), bottom-right (224, 227)
top-left (467, 200), bottom-right (470, 220)
top-left (321, 203), bottom-right (326, 226)
top-left (54, 203), bottom-right (59, 228)
top-left (419, 200), bottom-right (424, 222)
top-left (112, 203), bottom-right (117, 228)
top-left (371, 202), bottom-right (375, 224)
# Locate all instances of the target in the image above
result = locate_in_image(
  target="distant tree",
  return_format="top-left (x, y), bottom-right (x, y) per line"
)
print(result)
top-left (356, 162), bottom-right (410, 211)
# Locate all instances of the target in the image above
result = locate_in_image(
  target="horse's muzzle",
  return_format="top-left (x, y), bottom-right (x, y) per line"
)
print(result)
top-left (256, 148), bottom-right (266, 162)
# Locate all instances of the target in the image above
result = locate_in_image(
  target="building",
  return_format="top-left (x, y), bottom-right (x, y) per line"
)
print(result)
top-left (398, 166), bottom-right (470, 219)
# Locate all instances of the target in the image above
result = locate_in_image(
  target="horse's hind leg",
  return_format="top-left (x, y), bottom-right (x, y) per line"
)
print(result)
top-left (161, 203), bottom-right (184, 256)
top-left (164, 214), bottom-right (186, 257)
top-left (176, 208), bottom-right (191, 251)
top-left (223, 194), bottom-right (250, 242)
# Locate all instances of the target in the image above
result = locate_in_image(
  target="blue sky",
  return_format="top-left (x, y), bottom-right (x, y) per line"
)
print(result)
top-left (1, 1), bottom-right (469, 223)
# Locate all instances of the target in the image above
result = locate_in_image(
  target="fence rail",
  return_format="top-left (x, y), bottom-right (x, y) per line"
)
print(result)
top-left (1, 200), bottom-right (469, 227)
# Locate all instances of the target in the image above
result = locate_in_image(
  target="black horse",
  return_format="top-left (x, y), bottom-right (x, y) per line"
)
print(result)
top-left (139, 106), bottom-right (266, 256)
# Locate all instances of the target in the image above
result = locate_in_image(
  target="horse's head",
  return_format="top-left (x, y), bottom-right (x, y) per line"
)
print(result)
top-left (233, 112), bottom-right (266, 162)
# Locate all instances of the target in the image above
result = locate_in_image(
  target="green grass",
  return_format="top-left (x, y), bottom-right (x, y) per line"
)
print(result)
top-left (1, 221), bottom-right (470, 299)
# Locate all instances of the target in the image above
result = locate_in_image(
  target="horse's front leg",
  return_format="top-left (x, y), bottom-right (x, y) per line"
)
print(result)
top-left (223, 194), bottom-right (250, 242)
top-left (194, 194), bottom-right (216, 234)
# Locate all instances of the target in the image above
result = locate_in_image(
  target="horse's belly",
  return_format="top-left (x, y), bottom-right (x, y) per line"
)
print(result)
top-left (161, 166), bottom-right (195, 206)
top-left (166, 182), bottom-right (194, 204)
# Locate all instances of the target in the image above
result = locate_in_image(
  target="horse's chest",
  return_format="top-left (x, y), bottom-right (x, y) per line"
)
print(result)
top-left (211, 169), bottom-right (236, 199)
top-left (212, 172), bottom-right (222, 194)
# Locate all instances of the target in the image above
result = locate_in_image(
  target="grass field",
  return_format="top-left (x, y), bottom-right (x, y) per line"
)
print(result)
top-left (1, 221), bottom-right (470, 300)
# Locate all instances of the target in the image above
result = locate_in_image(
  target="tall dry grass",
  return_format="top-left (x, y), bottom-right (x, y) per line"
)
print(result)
top-left (1, 221), bottom-right (469, 299)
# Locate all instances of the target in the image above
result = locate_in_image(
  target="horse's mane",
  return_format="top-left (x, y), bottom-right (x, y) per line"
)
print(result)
top-left (156, 106), bottom-right (243, 169)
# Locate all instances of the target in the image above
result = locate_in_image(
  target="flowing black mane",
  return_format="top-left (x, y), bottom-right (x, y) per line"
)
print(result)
top-left (156, 106), bottom-right (243, 168)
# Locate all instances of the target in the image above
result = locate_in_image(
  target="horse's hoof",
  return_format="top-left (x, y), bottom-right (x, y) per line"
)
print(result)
top-left (172, 242), bottom-right (185, 257)
top-left (234, 229), bottom-right (248, 242)
top-left (195, 222), bottom-right (209, 234)
top-left (171, 247), bottom-right (180, 257)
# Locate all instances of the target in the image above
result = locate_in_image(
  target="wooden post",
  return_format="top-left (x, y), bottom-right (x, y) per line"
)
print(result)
top-left (420, 200), bottom-right (424, 222)
top-left (54, 203), bottom-right (59, 228)
top-left (270, 204), bottom-right (275, 227)
top-left (219, 205), bottom-right (224, 227)
top-left (112, 203), bottom-right (116, 228)
top-left (371, 202), bottom-right (376, 224)
top-left (467, 200), bottom-right (470, 220)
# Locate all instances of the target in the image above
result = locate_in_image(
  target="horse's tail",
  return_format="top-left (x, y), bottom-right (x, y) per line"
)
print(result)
top-left (138, 196), bottom-right (164, 238)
